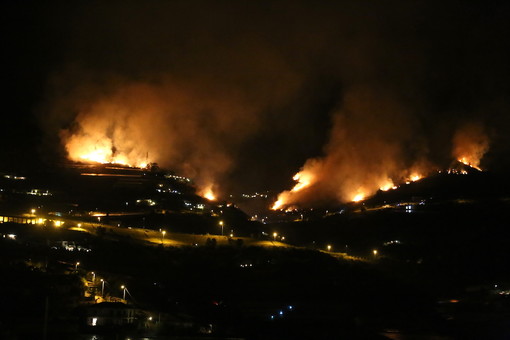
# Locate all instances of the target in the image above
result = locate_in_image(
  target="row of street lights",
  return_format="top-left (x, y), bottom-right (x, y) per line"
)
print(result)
top-left (86, 271), bottom-right (130, 301)
top-left (322, 244), bottom-right (378, 257)
top-left (218, 221), bottom-right (235, 237)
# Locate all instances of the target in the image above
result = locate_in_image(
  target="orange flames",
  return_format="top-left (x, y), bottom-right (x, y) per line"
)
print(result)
top-left (352, 192), bottom-right (365, 202)
top-left (271, 170), bottom-right (315, 210)
top-left (271, 199), bottom-right (284, 210)
top-left (457, 157), bottom-right (482, 171)
top-left (409, 173), bottom-right (422, 182)
top-left (404, 173), bottom-right (423, 184)
top-left (291, 172), bottom-right (313, 192)
top-left (201, 188), bottom-right (217, 201)
top-left (67, 136), bottom-right (149, 168)
top-left (452, 123), bottom-right (488, 172)
top-left (269, 90), bottom-right (491, 211)
top-left (271, 166), bottom-right (431, 209)
top-left (379, 179), bottom-right (396, 192)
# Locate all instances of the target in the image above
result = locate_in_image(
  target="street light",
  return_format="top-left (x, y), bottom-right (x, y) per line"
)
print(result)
top-left (121, 285), bottom-right (127, 300)
top-left (373, 249), bottom-right (378, 256)
top-left (100, 279), bottom-right (105, 297)
top-left (273, 232), bottom-right (277, 241)
top-left (75, 262), bottom-right (80, 271)
top-left (161, 230), bottom-right (166, 244)
top-left (327, 245), bottom-right (332, 252)
top-left (91, 272), bottom-right (95, 282)
top-left (219, 221), bottom-right (224, 236)
top-left (31, 209), bottom-right (36, 215)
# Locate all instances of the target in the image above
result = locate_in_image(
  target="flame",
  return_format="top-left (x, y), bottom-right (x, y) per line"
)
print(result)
top-left (458, 157), bottom-right (482, 171)
top-left (67, 136), bottom-right (149, 168)
top-left (271, 170), bottom-right (315, 210)
top-left (352, 192), bottom-right (365, 202)
top-left (201, 188), bottom-right (216, 201)
top-left (291, 171), bottom-right (313, 192)
top-left (379, 179), bottom-right (395, 191)
top-left (271, 199), bottom-right (284, 210)
top-left (409, 173), bottom-right (422, 182)
top-left (403, 172), bottom-right (424, 184)
top-left (452, 123), bottom-right (488, 171)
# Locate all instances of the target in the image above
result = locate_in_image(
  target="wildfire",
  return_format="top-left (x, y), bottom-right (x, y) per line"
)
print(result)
top-left (452, 123), bottom-right (488, 172)
top-left (291, 172), bottom-right (313, 192)
top-left (66, 136), bottom-right (149, 168)
top-left (379, 179), bottom-right (396, 191)
top-left (458, 157), bottom-right (482, 171)
top-left (271, 170), bottom-right (314, 210)
top-left (352, 193), bottom-right (365, 202)
top-left (201, 188), bottom-right (217, 201)
top-left (410, 174), bottom-right (422, 182)
top-left (271, 199), bottom-right (284, 210)
top-left (270, 124), bottom-right (490, 210)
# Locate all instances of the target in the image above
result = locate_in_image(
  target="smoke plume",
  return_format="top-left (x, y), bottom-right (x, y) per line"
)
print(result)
top-left (273, 88), bottom-right (435, 208)
top-left (51, 73), bottom-right (299, 197)
top-left (29, 1), bottom-right (508, 203)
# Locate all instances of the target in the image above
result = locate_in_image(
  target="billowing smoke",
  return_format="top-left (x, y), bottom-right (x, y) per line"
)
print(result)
top-left (273, 88), bottom-right (435, 209)
top-left (31, 1), bottom-right (508, 204)
top-left (452, 123), bottom-right (489, 170)
top-left (51, 74), bottom-right (298, 198)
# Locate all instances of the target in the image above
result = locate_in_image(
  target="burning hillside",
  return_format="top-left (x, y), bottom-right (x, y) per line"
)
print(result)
top-left (56, 80), bottom-right (272, 202)
top-left (271, 91), bottom-right (490, 210)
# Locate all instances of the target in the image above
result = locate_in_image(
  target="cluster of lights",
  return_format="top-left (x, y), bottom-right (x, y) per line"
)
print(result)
top-left (185, 201), bottom-right (205, 210)
top-left (3, 174), bottom-right (26, 180)
top-left (136, 199), bottom-right (157, 206)
top-left (269, 305), bottom-right (294, 320)
top-left (383, 240), bottom-right (401, 246)
top-left (446, 168), bottom-right (468, 175)
top-left (242, 192), bottom-right (269, 199)
top-left (2, 234), bottom-right (16, 240)
top-left (164, 174), bottom-right (192, 183)
top-left (239, 263), bottom-right (253, 268)
top-left (27, 189), bottom-right (52, 196)
top-left (156, 188), bottom-right (181, 194)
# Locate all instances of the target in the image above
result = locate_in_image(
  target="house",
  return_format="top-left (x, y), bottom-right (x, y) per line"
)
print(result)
top-left (84, 302), bottom-right (138, 328)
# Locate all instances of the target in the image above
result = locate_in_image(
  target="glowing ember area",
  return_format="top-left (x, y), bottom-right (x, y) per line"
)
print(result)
top-left (458, 157), bottom-right (482, 171)
top-left (404, 173), bottom-right (423, 184)
top-left (409, 173), bottom-right (423, 182)
top-left (379, 179), bottom-right (396, 191)
top-left (352, 193), bottom-right (365, 202)
top-left (203, 192), bottom-right (216, 201)
top-left (65, 133), bottom-right (150, 168)
top-left (199, 186), bottom-right (217, 201)
top-left (271, 199), bottom-right (284, 210)
top-left (291, 172), bottom-right (313, 192)
top-left (271, 170), bottom-right (315, 210)
top-left (272, 164), bottom-right (434, 209)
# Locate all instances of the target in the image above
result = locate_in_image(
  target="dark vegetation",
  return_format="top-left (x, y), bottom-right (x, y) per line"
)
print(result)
top-left (1, 167), bottom-right (510, 339)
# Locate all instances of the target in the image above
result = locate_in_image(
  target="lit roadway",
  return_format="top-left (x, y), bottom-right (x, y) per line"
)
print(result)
top-left (8, 213), bottom-right (360, 260)
top-left (65, 220), bottom-right (292, 248)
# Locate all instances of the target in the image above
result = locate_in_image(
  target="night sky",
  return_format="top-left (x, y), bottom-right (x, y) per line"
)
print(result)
top-left (2, 1), bottom-right (510, 199)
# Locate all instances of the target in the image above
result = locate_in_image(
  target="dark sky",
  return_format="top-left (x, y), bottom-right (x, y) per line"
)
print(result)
top-left (2, 1), bottom-right (510, 196)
